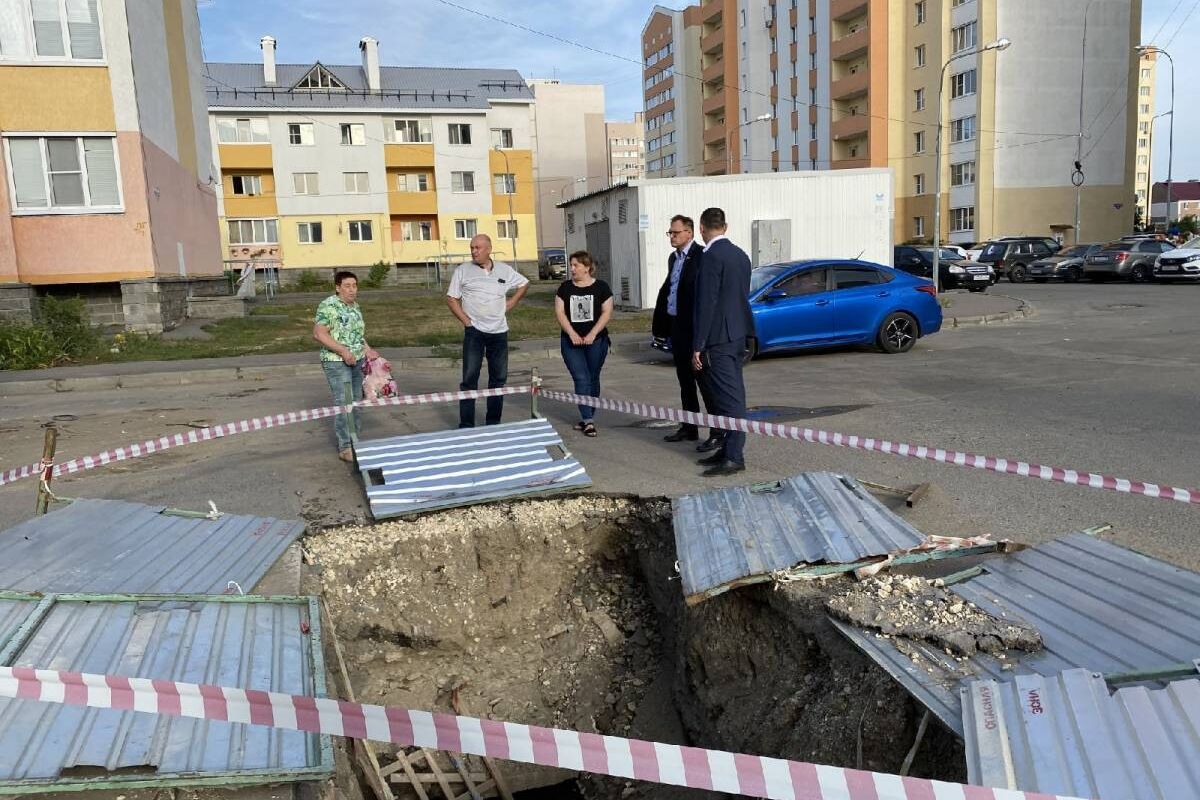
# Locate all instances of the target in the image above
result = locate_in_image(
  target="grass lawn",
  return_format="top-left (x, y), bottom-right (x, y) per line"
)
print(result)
top-left (91, 284), bottom-right (653, 364)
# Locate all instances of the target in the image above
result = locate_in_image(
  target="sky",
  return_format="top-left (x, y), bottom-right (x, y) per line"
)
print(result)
top-left (198, 0), bottom-right (1199, 182)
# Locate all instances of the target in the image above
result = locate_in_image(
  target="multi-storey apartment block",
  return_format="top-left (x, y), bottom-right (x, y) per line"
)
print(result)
top-left (642, 5), bottom-right (703, 178)
top-left (607, 113), bottom-right (646, 184)
top-left (647, 0), bottom-right (1141, 246)
top-left (0, 0), bottom-right (221, 331)
top-left (205, 38), bottom-right (538, 277)
top-left (1134, 49), bottom-right (1155, 224)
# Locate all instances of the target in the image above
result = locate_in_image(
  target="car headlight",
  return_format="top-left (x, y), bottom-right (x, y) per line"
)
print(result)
top-left (986, 265), bottom-right (995, 274)
top-left (949, 265), bottom-right (965, 274)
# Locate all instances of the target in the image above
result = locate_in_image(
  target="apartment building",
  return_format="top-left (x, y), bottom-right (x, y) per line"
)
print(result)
top-left (0, 0), bottom-right (221, 332)
top-left (1134, 49), bottom-right (1156, 223)
top-left (205, 38), bottom-right (538, 276)
top-left (607, 113), bottom-right (646, 184)
top-left (641, 5), bottom-right (703, 178)
top-left (648, 0), bottom-right (1141, 245)
top-left (527, 79), bottom-right (606, 252)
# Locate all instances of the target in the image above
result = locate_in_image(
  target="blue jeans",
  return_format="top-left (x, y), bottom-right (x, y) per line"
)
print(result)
top-left (460, 326), bottom-right (509, 427)
top-left (322, 359), bottom-right (363, 450)
top-left (560, 333), bottom-right (609, 421)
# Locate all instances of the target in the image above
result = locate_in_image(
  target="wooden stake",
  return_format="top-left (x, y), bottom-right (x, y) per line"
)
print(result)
top-left (34, 425), bottom-right (58, 515)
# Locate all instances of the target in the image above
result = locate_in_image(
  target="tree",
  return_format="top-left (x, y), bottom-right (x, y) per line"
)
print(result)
top-left (1176, 216), bottom-right (1199, 237)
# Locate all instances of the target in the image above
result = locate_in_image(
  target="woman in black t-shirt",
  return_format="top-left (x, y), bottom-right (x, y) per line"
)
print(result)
top-left (555, 251), bottom-right (614, 437)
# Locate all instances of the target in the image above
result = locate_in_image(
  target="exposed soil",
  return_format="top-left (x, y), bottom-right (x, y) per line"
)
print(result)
top-left (826, 574), bottom-right (1043, 656)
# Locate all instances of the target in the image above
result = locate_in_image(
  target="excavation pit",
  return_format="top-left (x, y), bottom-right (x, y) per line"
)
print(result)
top-left (305, 495), bottom-right (964, 799)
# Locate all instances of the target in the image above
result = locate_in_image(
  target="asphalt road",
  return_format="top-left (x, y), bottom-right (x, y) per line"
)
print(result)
top-left (1, 280), bottom-right (1197, 570)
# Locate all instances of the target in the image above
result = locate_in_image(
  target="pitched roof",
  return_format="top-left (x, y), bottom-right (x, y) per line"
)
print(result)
top-left (205, 62), bottom-right (534, 111)
top-left (1151, 181), bottom-right (1200, 203)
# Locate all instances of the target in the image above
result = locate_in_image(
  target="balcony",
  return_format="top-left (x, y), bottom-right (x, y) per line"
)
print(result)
top-left (831, 113), bottom-right (869, 140)
top-left (769, 52), bottom-right (778, 73)
top-left (703, 91), bottom-right (726, 115)
top-left (388, 191), bottom-right (438, 216)
top-left (789, 6), bottom-right (798, 27)
top-left (701, 0), bottom-right (723, 24)
top-left (769, 85), bottom-right (779, 105)
top-left (217, 144), bottom-right (272, 170)
top-left (701, 27), bottom-right (724, 54)
top-left (384, 144), bottom-right (435, 168)
top-left (830, 26), bottom-right (869, 62)
top-left (704, 124), bottom-right (727, 146)
top-left (831, 0), bottom-right (868, 21)
top-left (702, 59), bottom-right (723, 83)
top-left (703, 156), bottom-right (727, 175)
top-left (830, 70), bottom-right (869, 100)
top-left (833, 157), bottom-right (870, 170)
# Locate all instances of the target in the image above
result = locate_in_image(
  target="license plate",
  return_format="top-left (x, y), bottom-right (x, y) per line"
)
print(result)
top-left (1093, 257), bottom-right (1110, 263)
top-left (1162, 265), bottom-right (1179, 272)
top-left (973, 275), bottom-right (989, 281)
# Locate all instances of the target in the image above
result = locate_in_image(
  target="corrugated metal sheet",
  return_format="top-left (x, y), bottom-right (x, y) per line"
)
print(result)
top-left (0, 499), bottom-right (304, 594)
top-left (963, 669), bottom-right (1200, 799)
top-left (205, 63), bottom-right (533, 109)
top-left (0, 595), bottom-right (332, 791)
top-left (672, 472), bottom-right (928, 604)
top-left (832, 532), bottom-right (1200, 735)
top-left (357, 418), bottom-right (592, 519)
top-left (0, 600), bottom-right (35, 654)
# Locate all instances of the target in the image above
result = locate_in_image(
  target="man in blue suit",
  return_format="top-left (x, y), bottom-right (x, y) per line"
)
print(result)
top-left (692, 207), bottom-right (754, 477)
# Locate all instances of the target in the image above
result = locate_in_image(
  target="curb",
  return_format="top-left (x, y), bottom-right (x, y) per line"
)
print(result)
top-left (945, 295), bottom-right (1033, 328)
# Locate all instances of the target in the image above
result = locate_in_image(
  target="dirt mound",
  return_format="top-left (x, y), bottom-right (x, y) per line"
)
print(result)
top-left (826, 574), bottom-right (1042, 656)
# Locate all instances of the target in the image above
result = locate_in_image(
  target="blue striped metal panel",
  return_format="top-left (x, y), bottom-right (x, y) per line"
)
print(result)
top-left (963, 669), bottom-right (1200, 799)
top-left (0, 500), bottom-right (305, 594)
top-left (672, 472), bottom-right (928, 603)
top-left (831, 533), bottom-right (1200, 735)
top-left (0, 597), bottom-right (331, 789)
top-left (357, 418), bottom-right (592, 519)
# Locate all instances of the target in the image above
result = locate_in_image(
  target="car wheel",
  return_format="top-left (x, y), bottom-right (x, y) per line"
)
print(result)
top-left (1130, 264), bottom-right (1150, 283)
top-left (877, 312), bottom-right (918, 354)
top-left (1008, 264), bottom-right (1028, 283)
top-left (1064, 268), bottom-right (1080, 283)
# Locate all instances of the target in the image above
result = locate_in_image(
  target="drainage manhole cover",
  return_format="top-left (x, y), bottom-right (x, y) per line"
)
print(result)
top-left (746, 404), bottom-right (870, 421)
top-left (1105, 303), bottom-right (1145, 310)
top-left (627, 419), bottom-right (680, 429)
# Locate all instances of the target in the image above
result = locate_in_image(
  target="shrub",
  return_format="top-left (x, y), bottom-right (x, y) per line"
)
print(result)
top-left (39, 296), bottom-right (96, 359)
top-left (0, 321), bottom-right (59, 370)
top-left (362, 261), bottom-right (391, 289)
top-left (291, 270), bottom-right (329, 293)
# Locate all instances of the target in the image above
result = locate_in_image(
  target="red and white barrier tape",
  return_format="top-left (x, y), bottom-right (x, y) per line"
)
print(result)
top-left (0, 387), bottom-right (527, 489)
top-left (538, 389), bottom-right (1200, 506)
top-left (0, 666), bottom-right (1087, 800)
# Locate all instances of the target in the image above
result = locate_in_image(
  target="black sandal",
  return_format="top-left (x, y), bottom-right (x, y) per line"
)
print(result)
top-left (573, 421), bottom-right (587, 432)
top-left (582, 421), bottom-right (598, 437)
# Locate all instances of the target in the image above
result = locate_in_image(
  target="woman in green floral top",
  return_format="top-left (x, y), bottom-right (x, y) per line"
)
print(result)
top-left (313, 271), bottom-right (378, 462)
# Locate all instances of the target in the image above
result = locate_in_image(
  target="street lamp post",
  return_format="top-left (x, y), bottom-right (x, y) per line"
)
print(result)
top-left (1137, 45), bottom-right (1174, 230)
top-left (727, 113), bottom-right (773, 174)
top-left (1144, 110), bottom-right (1170, 228)
top-left (932, 38), bottom-right (1011, 294)
top-left (494, 145), bottom-right (518, 269)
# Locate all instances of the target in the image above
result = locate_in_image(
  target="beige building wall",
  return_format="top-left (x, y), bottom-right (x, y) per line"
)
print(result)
top-left (1134, 50), bottom-right (1156, 223)
top-left (607, 113), bottom-right (645, 184)
top-left (529, 80), bottom-right (607, 250)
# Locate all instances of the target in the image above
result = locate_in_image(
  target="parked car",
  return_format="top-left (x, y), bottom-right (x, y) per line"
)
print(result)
top-left (747, 259), bottom-right (942, 357)
top-left (1083, 239), bottom-right (1175, 282)
top-left (975, 237), bottom-right (1060, 282)
top-left (1027, 243), bottom-right (1103, 283)
top-left (893, 246), bottom-right (993, 291)
top-left (963, 242), bottom-right (985, 261)
top-left (538, 248), bottom-right (567, 280)
top-left (1153, 236), bottom-right (1200, 282)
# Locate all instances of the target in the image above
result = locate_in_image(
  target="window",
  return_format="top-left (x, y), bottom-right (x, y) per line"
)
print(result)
top-left (950, 115), bottom-right (976, 142)
top-left (914, 130), bottom-right (925, 153)
top-left (914, 1), bottom-right (925, 24)
top-left (913, 216), bottom-right (925, 238)
top-left (776, 268), bottom-right (828, 296)
top-left (950, 206), bottom-right (975, 232)
top-left (1140, 104), bottom-right (1150, 114)
top-left (1139, 121), bottom-right (1149, 133)
top-left (230, 174), bottom-right (261, 196)
top-left (348, 220), bottom-right (372, 242)
top-left (396, 173), bottom-right (429, 192)
top-left (951, 0), bottom-right (971, 5)
top-left (1137, 137), bottom-right (1148, 148)
top-left (566, 212), bottom-right (574, 234)
top-left (497, 219), bottom-right (518, 238)
top-left (914, 88), bottom-right (925, 111)
top-left (451, 171), bottom-right (475, 193)
top-left (295, 64), bottom-right (347, 90)
top-left (1137, 171), bottom-right (1148, 183)
top-left (810, 122), bottom-right (817, 140)
top-left (1139, 86), bottom-right (1150, 96)
top-left (950, 69), bottom-right (976, 98)
top-left (340, 123), bottom-right (365, 146)
top-left (617, 199), bottom-right (628, 223)
top-left (297, 221), bottom-right (323, 243)
top-left (914, 44), bottom-right (926, 67)
top-left (292, 172), bottom-right (318, 195)
top-left (1137, 154), bottom-right (1148, 166)
top-left (491, 128), bottom-right (514, 148)
top-left (227, 218), bottom-right (278, 245)
top-left (493, 173), bottom-right (516, 194)
top-left (1141, 68), bottom-right (1151, 80)
top-left (0, 0), bottom-right (103, 60)
top-left (217, 117), bottom-right (269, 143)
top-left (809, 52), bottom-right (816, 69)
top-left (391, 119), bottom-right (432, 143)
top-left (454, 219), bottom-right (477, 239)
top-left (6, 135), bottom-right (120, 211)
top-left (951, 22), bottom-right (977, 53)
top-left (448, 123), bottom-right (472, 145)
top-left (343, 172), bottom-right (369, 193)
top-left (834, 267), bottom-right (882, 289)
top-left (400, 220), bottom-right (433, 241)
top-left (288, 123), bottom-right (314, 145)
top-left (950, 160), bottom-right (976, 186)
top-left (914, 173), bottom-right (925, 195)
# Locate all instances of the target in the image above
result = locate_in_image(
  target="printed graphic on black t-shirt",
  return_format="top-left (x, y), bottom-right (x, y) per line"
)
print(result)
top-left (557, 279), bottom-right (613, 339)
top-left (570, 295), bottom-right (594, 324)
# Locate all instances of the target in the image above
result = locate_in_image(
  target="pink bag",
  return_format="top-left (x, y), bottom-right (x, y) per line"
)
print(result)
top-left (362, 356), bottom-right (398, 400)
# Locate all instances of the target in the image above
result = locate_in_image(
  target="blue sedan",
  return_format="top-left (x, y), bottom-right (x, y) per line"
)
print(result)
top-left (748, 259), bottom-right (942, 357)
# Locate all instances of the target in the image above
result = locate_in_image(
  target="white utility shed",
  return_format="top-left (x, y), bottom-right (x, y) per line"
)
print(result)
top-left (557, 169), bottom-right (893, 309)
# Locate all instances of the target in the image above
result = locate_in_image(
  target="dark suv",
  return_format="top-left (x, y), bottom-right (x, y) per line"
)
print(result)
top-left (1083, 239), bottom-right (1175, 282)
top-left (893, 245), bottom-right (993, 291)
top-left (976, 238), bottom-right (1061, 283)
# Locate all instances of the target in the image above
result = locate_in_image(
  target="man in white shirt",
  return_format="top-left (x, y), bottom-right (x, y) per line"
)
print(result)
top-left (446, 234), bottom-right (530, 427)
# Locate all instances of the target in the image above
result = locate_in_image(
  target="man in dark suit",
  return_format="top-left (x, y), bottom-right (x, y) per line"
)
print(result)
top-left (692, 207), bottom-right (754, 477)
top-left (652, 214), bottom-right (723, 451)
